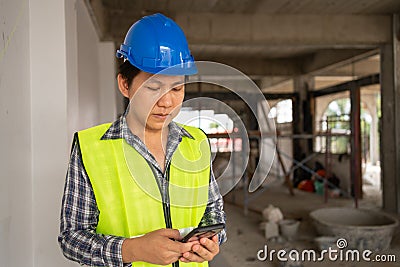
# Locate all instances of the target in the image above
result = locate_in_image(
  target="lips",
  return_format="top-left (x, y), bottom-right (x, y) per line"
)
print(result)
top-left (152, 113), bottom-right (170, 119)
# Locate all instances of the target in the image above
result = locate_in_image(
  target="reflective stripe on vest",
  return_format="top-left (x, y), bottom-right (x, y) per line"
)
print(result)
top-left (78, 123), bottom-right (210, 267)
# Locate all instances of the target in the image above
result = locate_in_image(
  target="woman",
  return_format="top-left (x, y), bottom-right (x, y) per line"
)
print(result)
top-left (58, 13), bottom-right (226, 267)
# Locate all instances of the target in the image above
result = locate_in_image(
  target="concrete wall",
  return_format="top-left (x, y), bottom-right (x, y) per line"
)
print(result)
top-left (259, 99), bottom-right (293, 184)
top-left (76, 0), bottom-right (117, 129)
top-left (30, 0), bottom-right (71, 265)
top-left (98, 42), bottom-right (118, 123)
top-left (0, 1), bottom-right (33, 266)
top-left (0, 1), bottom-right (117, 266)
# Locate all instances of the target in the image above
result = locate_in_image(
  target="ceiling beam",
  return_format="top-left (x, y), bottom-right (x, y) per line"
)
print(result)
top-left (193, 57), bottom-right (302, 76)
top-left (194, 49), bottom-right (378, 77)
top-left (311, 73), bottom-right (380, 97)
top-left (302, 49), bottom-right (379, 75)
top-left (97, 11), bottom-right (386, 77)
top-left (175, 14), bottom-right (391, 47)
top-left (185, 92), bottom-right (297, 101)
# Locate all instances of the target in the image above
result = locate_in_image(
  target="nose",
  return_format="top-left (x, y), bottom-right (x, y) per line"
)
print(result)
top-left (157, 90), bottom-right (173, 108)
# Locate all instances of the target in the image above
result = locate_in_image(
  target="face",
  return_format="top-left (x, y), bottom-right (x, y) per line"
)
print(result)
top-left (119, 71), bottom-right (185, 132)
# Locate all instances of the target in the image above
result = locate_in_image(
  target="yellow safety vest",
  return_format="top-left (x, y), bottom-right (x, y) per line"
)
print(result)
top-left (78, 123), bottom-right (210, 267)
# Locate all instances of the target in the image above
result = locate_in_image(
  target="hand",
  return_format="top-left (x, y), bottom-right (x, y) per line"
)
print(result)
top-left (122, 228), bottom-right (198, 265)
top-left (179, 235), bottom-right (220, 263)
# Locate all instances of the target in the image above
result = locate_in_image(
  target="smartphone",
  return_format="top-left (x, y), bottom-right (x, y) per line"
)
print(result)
top-left (181, 223), bottom-right (225, 243)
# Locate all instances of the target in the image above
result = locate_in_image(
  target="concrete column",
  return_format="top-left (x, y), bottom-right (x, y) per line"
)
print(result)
top-left (293, 76), bottom-right (314, 170)
top-left (0, 1), bottom-right (32, 267)
top-left (380, 14), bottom-right (400, 213)
top-left (246, 92), bottom-right (259, 131)
top-left (77, 0), bottom-right (100, 129)
top-left (350, 85), bottom-right (362, 203)
top-left (366, 94), bottom-right (379, 165)
top-left (66, 0), bottom-right (80, 140)
top-left (370, 111), bottom-right (379, 165)
top-left (98, 42), bottom-right (117, 123)
top-left (29, 0), bottom-right (74, 266)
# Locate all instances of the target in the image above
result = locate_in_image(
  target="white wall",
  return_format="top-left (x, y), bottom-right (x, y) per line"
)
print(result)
top-left (29, 0), bottom-right (71, 266)
top-left (77, 0), bottom-right (100, 129)
top-left (66, 0), bottom-right (80, 140)
top-left (76, 0), bottom-right (117, 129)
top-left (0, 1), bottom-right (33, 266)
top-left (98, 42), bottom-right (117, 123)
top-left (0, 0), bottom-right (117, 266)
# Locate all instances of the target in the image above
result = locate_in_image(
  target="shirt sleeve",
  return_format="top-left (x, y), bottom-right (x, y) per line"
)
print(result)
top-left (58, 136), bottom-right (129, 267)
top-left (198, 161), bottom-right (227, 245)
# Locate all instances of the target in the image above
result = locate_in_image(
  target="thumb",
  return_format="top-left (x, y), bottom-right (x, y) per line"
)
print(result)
top-left (159, 228), bottom-right (181, 240)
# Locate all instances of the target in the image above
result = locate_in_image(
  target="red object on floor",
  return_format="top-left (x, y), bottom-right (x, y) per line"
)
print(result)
top-left (298, 180), bottom-right (315, 192)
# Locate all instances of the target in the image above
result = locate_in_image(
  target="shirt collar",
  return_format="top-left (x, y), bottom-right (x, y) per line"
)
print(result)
top-left (100, 115), bottom-right (194, 141)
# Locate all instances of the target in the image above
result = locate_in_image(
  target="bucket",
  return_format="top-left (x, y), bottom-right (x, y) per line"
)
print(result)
top-left (279, 219), bottom-right (300, 240)
top-left (310, 207), bottom-right (399, 251)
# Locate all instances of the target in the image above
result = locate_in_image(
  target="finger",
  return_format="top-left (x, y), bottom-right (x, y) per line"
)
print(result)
top-left (211, 234), bottom-right (219, 243)
top-left (180, 257), bottom-right (190, 263)
top-left (160, 229), bottom-right (181, 240)
top-left (199, 237), bottom-right (219, 254)
top-left (170, 240), bottom-right (195, 254)
top-left (167, 251), bottom-right (184, 258)
top-left (192, 244), bottom-right (212, 261)
top-left (187, 240), bottom-right (200, 246)
top-left (182, 251), bottom-right (205, 263)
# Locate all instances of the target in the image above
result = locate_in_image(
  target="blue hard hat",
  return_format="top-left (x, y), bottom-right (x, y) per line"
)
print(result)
top-left (116, 13), bottom-right (197, 75)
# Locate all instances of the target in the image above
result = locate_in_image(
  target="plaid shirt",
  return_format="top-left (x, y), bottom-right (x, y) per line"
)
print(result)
top-left (58, 116), bottom-right (226, 267)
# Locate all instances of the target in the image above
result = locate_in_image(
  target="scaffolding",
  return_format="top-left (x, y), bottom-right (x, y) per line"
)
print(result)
top-left (208, 106), bottom-right (358, 215)
top-left (201, 74), bottom-right (379, 214)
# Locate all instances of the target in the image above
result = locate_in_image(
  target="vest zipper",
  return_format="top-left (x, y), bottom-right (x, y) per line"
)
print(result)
top-left (148, 160), bottom-right (179, 267)
top-left (146, 162), bottom-right (172, 231)
top-left (163, 163), bottom-right (173, 229)
top-left (164, 163), bottom-right (180, 267)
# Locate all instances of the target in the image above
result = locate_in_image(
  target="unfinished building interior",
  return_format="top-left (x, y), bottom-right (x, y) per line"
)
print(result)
top-left (2, 0), bottom-right (400, 267)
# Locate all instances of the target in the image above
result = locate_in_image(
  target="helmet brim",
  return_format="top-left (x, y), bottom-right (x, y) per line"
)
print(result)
top-left (117, 50), bottom-right (198, 76)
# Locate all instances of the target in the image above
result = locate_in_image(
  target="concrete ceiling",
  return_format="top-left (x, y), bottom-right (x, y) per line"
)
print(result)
top-left (85, 0), bottom-right (399, 85)
top-left (98, 0), bottom-right (400, 18)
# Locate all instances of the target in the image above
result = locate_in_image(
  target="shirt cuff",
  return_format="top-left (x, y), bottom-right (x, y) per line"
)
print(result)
top-left (218, 229), bottom-right (227, 245)
top-left (102, 236), bottom-right (129, 267)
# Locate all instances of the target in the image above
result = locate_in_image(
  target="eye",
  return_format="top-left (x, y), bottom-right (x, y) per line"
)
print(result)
top-left (146, 86), bottom-right (160, 91)
top-left (172, 85), bottom-right (184, 91)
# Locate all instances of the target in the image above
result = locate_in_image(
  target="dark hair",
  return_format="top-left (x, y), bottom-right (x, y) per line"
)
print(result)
top-left (118, 60), bottom-right (190, 88)
top-left (117, 60), bottom-right (141, 88)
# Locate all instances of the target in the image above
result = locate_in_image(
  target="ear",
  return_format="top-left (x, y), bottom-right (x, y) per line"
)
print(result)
top-left (117, 74), bottom-right (130, 99)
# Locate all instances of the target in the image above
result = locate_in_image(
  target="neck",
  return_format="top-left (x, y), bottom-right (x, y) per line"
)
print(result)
top-left (126, 114), bottom-right (168, 145)
top-left (144, 129), bottom-right (167, 142)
